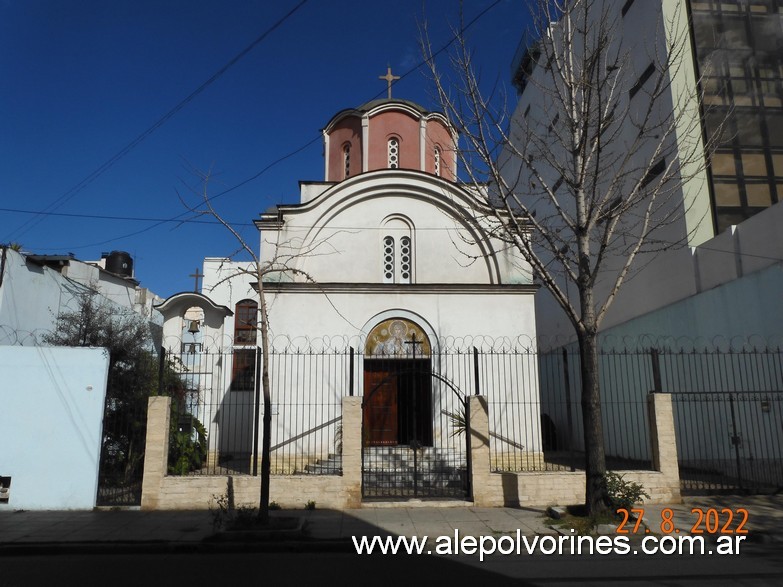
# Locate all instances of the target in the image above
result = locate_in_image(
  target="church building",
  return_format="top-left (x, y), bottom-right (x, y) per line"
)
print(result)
top-left (157, 79), bottom-right (541, 500)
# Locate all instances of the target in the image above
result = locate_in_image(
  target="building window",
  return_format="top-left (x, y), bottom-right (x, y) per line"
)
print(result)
top-left (434, 146), bottom-right (441, 176)
top-left (381, 219), bottom-right (415, 284)
top-left (343, 143), bottom-right (351, 178)
top-left (399, 236), bottom-right (411, 283)
top-left (383, 236), bottom-right (395, 283)
top-left (232, 299), bottom-right (257, 392)
top-left (388, 137), bottom-right (399, 168)
top-left (691, 2), bottom-right (783, 232)
top-left (548, 114), bottom-right (559, 135)
top-left (230, 348), bottom-right (256, 392)
top-left (641, 158), bottom-right (666, 188)
top-left (234, 299), bottom-right (258, 344)
top-left (629, 63), bottom-right (655, 99)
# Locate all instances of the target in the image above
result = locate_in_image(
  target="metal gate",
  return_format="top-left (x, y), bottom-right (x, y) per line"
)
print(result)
top-left (361, 358), bottom-right (470, 500)
top-left (672, 391), bottom-right (783, 494)
top-left (96, 368), bottom-right (150, 506)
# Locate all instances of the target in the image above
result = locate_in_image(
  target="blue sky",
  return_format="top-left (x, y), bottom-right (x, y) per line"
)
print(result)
top-left (1, 0), bottom-right (529, 297)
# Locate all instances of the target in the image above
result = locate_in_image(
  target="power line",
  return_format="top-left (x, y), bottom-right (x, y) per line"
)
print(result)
top-left (0, 207), bottom-right (252, 226)
top-left (11, 0), bottom-right (502, 252)
top-left (7, 0), bottom-right (310, 243)
top-left (6, 206), bottom-right (783, 265)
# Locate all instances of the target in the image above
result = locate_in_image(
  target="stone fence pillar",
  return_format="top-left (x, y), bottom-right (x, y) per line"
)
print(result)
top-left (468, 395), bottom-right (502, 506)
top-left (140, 396), bottom-right (170, 510)
top-left (341, 396), bottom-right (362, 508)
top-left (648, 392), bottom-right (681, 502)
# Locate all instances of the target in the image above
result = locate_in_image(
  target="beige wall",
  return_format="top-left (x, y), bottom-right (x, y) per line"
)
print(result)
top-left (142, 393), bottom-right (681, 510)
top-left (469, 394), bottom-right (681, 508)
top-left (141, 396), bottom-right (362, 510)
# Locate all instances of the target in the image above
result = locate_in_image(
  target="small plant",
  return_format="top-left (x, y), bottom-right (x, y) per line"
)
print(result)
top-left (334, 424), bottom-right (343, 454)
top-left (605, 472), bottom-right (650, 512)
top-left (443, 404), bottom-right (467, 437)
top-left (232, 505), bottom-right (260, 529)
top-left (305, 500), bottom-right (316, 511)
top-left (209, 491), bottom-right (231, 531)
top-left (168, 411), bottom-right (208, 475)
top-left (269, 501), bottom-right (282, 511)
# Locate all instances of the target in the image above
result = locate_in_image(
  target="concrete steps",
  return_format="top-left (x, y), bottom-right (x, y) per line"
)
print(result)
top-left (362, 446), bottom-right (468, 495)
top-left (304, 454), bottom-right (343, 475)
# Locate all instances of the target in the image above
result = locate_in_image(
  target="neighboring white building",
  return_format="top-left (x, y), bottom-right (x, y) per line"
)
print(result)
top-left (503, 0), bottom-right (783, 344)
top-left (0, 247), bottom-right (163, 346)
top-left (158, 96), bottom-right (543, 497)
top-left (500, 1), bottom-right (783, 490)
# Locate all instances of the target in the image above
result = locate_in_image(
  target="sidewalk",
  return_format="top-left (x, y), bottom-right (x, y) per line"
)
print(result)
top-left (1, 495), bottom-right (780, 555)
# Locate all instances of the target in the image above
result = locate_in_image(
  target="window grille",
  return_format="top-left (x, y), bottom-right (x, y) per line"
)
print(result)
top-left (388, 138), bottom-right (399, 168)
top-left (399, 236), bottom-right (412, 283)
top-left (383, 236), bottom-right (395, 283)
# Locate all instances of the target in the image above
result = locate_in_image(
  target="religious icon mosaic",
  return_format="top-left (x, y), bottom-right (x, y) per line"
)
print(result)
top-left (365, 318), bottom-right (431, 358)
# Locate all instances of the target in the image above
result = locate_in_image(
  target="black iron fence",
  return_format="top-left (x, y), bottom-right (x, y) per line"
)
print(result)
top-left (158, 338), bottom-right (783, 496)
top-left (536, 348), bottom-right (656, 472)
top-left (538, 342), bottom-right (783, 493)
top-left (166, 346), bottom-right (346, 476)
top-left (162, 338), bottom-right (549, 479)
top-left (655, 346), bottom-right (783, 493)
top-left (672, 391), bottom-right (783, 493)
top-left (96, 354), bottom-right (155, 506)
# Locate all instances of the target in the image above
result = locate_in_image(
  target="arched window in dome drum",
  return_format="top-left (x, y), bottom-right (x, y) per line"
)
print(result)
top-left (388, 137), bottom-right (399, 169)
top-left (434, 146), bottom-right (441, 177)
top-left (343, 143), bottom-right (351, 178)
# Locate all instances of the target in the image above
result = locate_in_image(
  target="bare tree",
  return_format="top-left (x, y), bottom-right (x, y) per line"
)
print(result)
top-left (422, 0), bottom-right (722, 514)
top-left (181, 168), bottom-right (343, 524)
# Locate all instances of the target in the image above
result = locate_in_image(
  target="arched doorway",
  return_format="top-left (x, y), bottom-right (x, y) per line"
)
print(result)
top-left (363, 318), bottom-right (433, 446)
top-left (361, 318), bottom-right (469, 499)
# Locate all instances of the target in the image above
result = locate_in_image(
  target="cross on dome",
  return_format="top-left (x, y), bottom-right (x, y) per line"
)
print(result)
top-left (379, 66), bottom-right (400, 99)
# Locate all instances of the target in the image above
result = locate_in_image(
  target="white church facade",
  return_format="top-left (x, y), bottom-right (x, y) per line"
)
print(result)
top-left (157, 94), bottom-right (542, 499)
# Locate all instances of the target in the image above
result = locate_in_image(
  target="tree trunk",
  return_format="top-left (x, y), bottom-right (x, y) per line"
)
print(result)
top-left (257, 285), bottom-right (272, 525)
top-left (578, 328), bottom-right (609, 516)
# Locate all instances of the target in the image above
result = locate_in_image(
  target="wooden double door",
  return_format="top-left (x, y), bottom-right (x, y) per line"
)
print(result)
top-left (363, 359), bottom-right (433, 446)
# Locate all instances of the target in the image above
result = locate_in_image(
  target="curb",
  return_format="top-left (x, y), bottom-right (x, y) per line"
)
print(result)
top-left (0, 537), bottom-right (356, 557)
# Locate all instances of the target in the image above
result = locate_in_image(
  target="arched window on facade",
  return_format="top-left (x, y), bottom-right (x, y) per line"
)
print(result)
top-left (382, 235), bottom-right (395, 284)
top-left (388, 137), bottom-right (399, 168)
top-left (381, 216), bottom-right (414, 284)
top-left (234, 299), bottom-right (258, 344)
top-left (231, 299), bottom-right (257, 391)
top-left (399, 235), bottom-right (412, 283)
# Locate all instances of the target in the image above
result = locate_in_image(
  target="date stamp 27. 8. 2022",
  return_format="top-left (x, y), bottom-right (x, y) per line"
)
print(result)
top-left (616, 507), bottom-right (749, 536)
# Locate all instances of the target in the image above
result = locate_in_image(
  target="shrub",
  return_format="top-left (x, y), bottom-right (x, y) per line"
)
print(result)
top-left (168, 413), bottom-right (208, 475)
top-left (605, 471), bottom-right (650, 512)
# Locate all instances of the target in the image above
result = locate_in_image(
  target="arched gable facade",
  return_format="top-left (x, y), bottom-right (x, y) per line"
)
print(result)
top-left (257, 170), bottom-right (523, 286)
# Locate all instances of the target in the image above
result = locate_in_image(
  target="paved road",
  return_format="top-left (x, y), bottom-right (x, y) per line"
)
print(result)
top-left (2, 545), bottom-right (782, 586)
